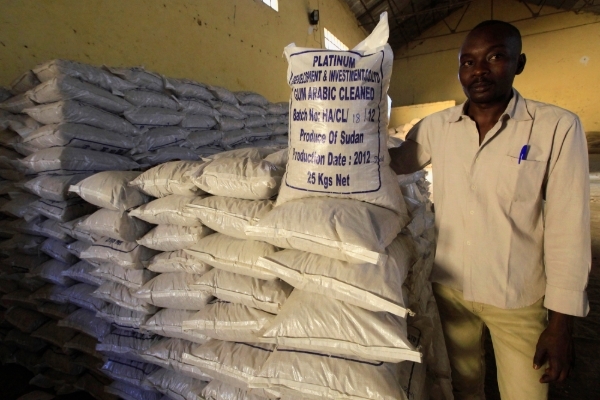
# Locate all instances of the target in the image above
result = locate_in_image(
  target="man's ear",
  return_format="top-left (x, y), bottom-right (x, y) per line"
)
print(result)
top-left (516, 53), bottom-right (526, 75)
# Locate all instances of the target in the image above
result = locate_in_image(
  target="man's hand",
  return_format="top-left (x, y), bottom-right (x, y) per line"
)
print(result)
top-left (533, 311), bottom-right (574, 383)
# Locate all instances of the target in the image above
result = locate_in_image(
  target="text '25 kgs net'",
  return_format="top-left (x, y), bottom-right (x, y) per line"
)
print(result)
top-left (277, 13), bottom-right (405, 214)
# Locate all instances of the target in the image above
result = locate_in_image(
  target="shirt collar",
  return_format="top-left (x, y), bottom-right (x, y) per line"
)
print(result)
top-left (448, 88), bottom-right (533, 123)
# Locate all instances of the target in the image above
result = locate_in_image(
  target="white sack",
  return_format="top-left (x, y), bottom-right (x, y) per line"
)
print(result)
top-left (140, 338), bottom-right (213, 382)
top-left (97, 329), bottom-right (161, 360)
top-left (22, 123), bottom-right (135, 154)
top-left (164, 78), bottom-right (214, 101)
top-left (27, 75), bottom-right (132, 113)
top-left (178, 100), bottom-right (220, 117)
top-left (100, 357), bottom-right (160, 387)
top-left (29, 198), bottom-right (97, 222)
top-left (145, 368), bottom-right (208, 400)
top-left (245, 197), bottom-right (405, 266)
top-left (129, 195), bottom-right (204, 226)
top-left (133, 127), bottom-right (191, 154)
top-left (184, 233), bottom-right (277, 280)
top-left (0, 93), bottom-right (37, 113)
top-left (105, 381), bottom-right (162, 400)
top-left (97, 303), bottom-right (152, 329)
top-left (23, 101), bottom-right (138, 135)
top-left (10, 70), bottom-right (41, 94)
top-left (57, 308), bottom-right (112, 340)
top-left (181, 300), bottom-right (276, 344)
top-left (137, 224), bottom-right (213, 252)
top-left (90, 263), bottom-right (157, 290)
top-left (29, 259), bottom-right (75, 286)
top-left (124, 107), bottom-right (184, 127)
top-left (256, 233), bottom-right (416, 316)
top-left (141, 309), bottom-right (210, 345)
top-left (69, 170), bottom-right (149, 211)
top-left (1, 193), bottom-right (40, 218)
top-left (77, 209), bottom-right (153, 242)
top-left (192, 157), bottom-right (283, 200)
top-left (190, 269), bottom-right (292, 314)
top-left (24, 173), bottom-right (89, 202)
top-left (261, 290), bottom-right (421, 363)
top-left (62, 283), bottom-right (107, 312)
top-left (202, 380), bottom-right (268, 400)
top-left (182, 130), bottom-right (223, 149)
top-left (60, 215), bottom-right (101, 244)
top-left (33, 59), bottom-right (137, 92)
top-left (129, 161), bottom-right (206, 197)
top-left (185, 196), bottom-right (273, 240)
top-left (133, 272), bottom-right (213, 310)
top-left (276, 14), bottom-right (406, 215)
top-left (181, 340), bottom-right (274, 393)
top-left (65, 240), bottom-right (91, 258)
top-left (93, 281), bottom-right (158, 314)
top-left (38, 218), bottom-right (75, 242)
top-left (251, 347), bottom-right (407, 400)
top-left (145, 250), bottom-right (212, 275)
top-left (40, 238), bottom-right (79, 264)
top-left (62, 260), bottom-right (105, 286)
top-left (124, 89), bottom-right (179, 110)
top-left (79, 237), bottom-right (159, 269)
top-left (19, 147), bottom-right (139, 174)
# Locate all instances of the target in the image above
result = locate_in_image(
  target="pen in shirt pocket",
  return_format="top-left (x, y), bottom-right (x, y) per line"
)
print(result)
top-left (518, 145), bottom-right (530, 164)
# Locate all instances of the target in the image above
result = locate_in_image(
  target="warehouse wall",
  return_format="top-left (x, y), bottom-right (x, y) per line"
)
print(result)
top-left (0, 0), bottom-right (366, 102)
top-left (389, 0), bottom-right (600, 133)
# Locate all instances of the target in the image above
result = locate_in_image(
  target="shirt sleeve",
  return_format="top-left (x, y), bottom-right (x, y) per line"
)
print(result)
top-left (406, 118), bottom-right (433, 167)
top-left (543, 115), bottom-right (591, 317)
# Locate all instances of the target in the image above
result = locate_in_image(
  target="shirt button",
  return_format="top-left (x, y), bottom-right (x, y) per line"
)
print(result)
top-left (470, 210), bottom-right (474, 215)
top-left (466, 241), bottom-right (471, 246)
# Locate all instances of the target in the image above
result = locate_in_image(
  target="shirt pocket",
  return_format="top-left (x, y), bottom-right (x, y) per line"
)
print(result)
top-left (496, 155), bottom-right (547, 202)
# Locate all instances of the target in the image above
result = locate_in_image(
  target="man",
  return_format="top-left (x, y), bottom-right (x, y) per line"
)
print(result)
top-left (390, 20), bottom-right (590, 399)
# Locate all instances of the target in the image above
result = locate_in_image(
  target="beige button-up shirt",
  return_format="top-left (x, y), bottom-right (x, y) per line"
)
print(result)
top-left (406, 89), bottom-right (590, 317)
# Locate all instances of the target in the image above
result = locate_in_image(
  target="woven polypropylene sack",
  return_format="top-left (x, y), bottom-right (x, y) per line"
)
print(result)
top-left (79, 237), bottom-right (159, 269)
top-left (145, 368), bottom-right (208, 400)
top-left (245, 197), bottom-right (405, 266)
top-left (40, 238), bottom-right (79, 264)
top-left (185, 196), bottom-right (273, 240)
top-left (145, 250), bottom-right (212, 275)
top-left (96, 303), bottom-right (153, 329)
top-left (190, 269), bottom-right (292, 314)
top-left (91, 263), bottom-right (157, 290)
top-left (184, 233), bottom-right (277, 280)
top-left (38, 219), bottom-right (75, 242)
top-left (191, 157), bottom-right (283, 200)
top-left (141, 309), bottom-right (210, 345)
top-left (182, 339), bottom-right (275, 393)
top-left (105, 381), bottom-right (163, 400)
top-left (5, 329), bottom-right (48, 352)
top-left (202, 380), bottom-right (269, 400)
top-left (124, 107), bottom-right (184, 127)
top-left (129, 195), bottom-right (204, 226)
top-left (250, 347), bottom-right (407, 400)
top-left (36, 302), bottom-right (78, 320)
top-left (124, 89), bottom-right (179, 110)
top-left (181, 300), bottom-right (276, 344)
top-left (97, 329), bottom-right (161, 360)
top-left (133, 126), bottom-right (191, 154)
top-left (33, 59), bottom-right (137, 92)
top-left (101, 357), bottom-right (160, 387)
top-left (64, 333), bottom-right (104, 358)
top-left (29, 259), bottom-right (76, 286)
top-left (19, 147), bottom-right (140, 174)
top-left (22, 123), bottom-right (135, 154)
top-left (276, 14), bottom-right (405, 215)
top-left (60, 215), bottom-right (100, 244)
top-left (256, 233), bottom-right (416, 317)
top-left (27, 75), bottom-right (133, 113)
top-left (107, 66), bottom-right (164, 91)
top-left (137, 225), bottom-right (213, 252)
top-left (260, 290), bottom-right (421, 363)
top-left (31, 320), bottom-right (78, 349)
top-left (62, 282), bottom-right (107, 312)
top-left (24, 174), bottom-right (90, 202)
top-left (77, 209), bottom-right (153, 242)
top-left (93, 281), bottom-right (158, 314)
top-left (128, 161), bottom-right (206, 198)
top-left (140, 337), bottom-right (213, 382)
top-left (5, 307), bottom-right (50, 333)
top-left (23, 101), bottom-right (138, 135)
top-left (69, 171), bottom-right (150, 211)
top-left (133, 272), bottom-right (213, 310)
top-left (29, 198), bottom-right (97, 222)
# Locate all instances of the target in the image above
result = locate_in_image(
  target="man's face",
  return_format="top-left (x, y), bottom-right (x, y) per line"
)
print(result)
top-left (458, 26), bottom-right (524, 104)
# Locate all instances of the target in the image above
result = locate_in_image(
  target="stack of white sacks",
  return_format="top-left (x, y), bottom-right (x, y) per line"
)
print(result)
top-left (0, 59), bottom-right (290, 400)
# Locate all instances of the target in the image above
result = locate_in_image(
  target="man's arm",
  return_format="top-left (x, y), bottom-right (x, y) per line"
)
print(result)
top-left (534, 115), bottom-right (590, 383)
top-left (389, 139), bottom-right (430, 175)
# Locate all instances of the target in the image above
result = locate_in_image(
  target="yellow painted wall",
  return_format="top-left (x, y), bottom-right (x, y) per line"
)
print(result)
top-left (0, 0), bottom-right (366, 102)
top-left (390, 0), bottom-right (600, 134)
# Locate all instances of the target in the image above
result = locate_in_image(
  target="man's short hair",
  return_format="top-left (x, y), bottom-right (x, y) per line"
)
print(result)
top-left (471, 20), bottom-right (522, 52)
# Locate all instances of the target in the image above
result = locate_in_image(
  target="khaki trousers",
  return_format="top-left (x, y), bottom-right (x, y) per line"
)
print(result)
top-left (432, 283), bottom-right (549, 400)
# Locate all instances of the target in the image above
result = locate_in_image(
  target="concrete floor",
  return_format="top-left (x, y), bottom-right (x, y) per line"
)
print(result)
top-left (484, 154), bottom-right (600, 400)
